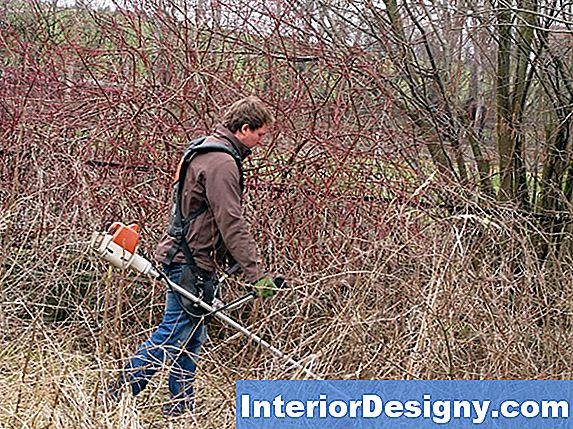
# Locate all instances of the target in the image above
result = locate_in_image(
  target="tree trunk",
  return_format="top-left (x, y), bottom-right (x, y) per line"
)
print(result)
top-left (495, 0), bottom-right (514, 202)
top-left (496, 0), bottom-right (537, 208)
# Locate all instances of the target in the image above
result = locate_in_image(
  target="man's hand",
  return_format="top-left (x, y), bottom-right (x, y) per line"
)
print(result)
top-left (253, 276), bottom-right (279, 298)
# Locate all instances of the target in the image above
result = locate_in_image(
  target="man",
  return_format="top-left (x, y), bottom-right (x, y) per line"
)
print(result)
top-left (114, 96), bottom-right (279, 417)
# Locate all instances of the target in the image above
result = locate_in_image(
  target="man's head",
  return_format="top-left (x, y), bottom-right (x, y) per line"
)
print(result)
top-left (222, 96), bottom-right (274, 148)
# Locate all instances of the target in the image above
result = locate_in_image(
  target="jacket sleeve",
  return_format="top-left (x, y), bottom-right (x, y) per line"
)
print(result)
top-left (204, 154), bottom-right (265, 282)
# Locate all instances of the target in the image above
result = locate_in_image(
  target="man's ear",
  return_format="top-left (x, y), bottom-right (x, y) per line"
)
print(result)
top-left (240, 123), bottom-right (250, 134)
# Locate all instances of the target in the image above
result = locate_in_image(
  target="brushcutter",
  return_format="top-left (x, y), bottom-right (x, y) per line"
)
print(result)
top-left (90, 222), bottom-right (320, 380)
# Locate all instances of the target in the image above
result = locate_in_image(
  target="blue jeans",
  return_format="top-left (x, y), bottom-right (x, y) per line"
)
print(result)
top-left (122, 263), bottom-right (206, 408)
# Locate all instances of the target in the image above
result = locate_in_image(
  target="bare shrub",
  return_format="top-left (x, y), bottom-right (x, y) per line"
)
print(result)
top-left (1, 1), bottom-right (572, 428)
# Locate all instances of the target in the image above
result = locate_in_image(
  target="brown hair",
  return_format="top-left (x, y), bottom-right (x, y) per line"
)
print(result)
top-left (221, 96), bottom-right (274, 133)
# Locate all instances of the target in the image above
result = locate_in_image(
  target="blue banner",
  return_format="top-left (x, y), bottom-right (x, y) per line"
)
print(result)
top-left (236, 380), bottom-right (573, 428)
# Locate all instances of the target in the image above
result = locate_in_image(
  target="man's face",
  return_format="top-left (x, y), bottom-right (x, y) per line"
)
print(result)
top-left (235, 123), bottom-right (269, 148)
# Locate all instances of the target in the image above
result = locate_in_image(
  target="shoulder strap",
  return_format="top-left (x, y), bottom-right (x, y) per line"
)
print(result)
top-left (163, 137), bottom-right (244, 265)
top-left (186, 141), bottom-right (244, 189)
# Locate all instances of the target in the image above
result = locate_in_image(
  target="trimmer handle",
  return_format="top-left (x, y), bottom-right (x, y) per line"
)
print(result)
top-left (273, 276), bottom-right (286, 289)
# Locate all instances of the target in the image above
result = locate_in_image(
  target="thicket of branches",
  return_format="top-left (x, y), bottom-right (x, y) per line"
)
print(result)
top-left (1, 0), bottom-right (573, 428)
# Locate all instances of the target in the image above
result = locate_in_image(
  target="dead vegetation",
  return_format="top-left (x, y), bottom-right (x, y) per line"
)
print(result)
top-left (2, 1), bottom-right (573, 428)
top-left (2, 165), bottom-right (573, 428)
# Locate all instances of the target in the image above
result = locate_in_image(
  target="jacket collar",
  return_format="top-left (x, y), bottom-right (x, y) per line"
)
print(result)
top-left (213, 125), bottom-right (252, 160)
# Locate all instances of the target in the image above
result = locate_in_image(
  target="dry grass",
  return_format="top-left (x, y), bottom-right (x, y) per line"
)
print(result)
top-left (2, 177), bottom-right (573, 428)
top-left (2, 3), bottom-right (573, 427)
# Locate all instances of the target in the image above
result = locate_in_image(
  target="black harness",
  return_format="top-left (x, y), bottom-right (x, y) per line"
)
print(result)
top-left (164, 136), bottom-right (244, 267)
top-left (163, 136), bottom-right (246, 320)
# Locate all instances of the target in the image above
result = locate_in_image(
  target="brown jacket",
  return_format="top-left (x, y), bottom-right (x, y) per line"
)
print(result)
top-left (155, 126), bottom-right (265, 282)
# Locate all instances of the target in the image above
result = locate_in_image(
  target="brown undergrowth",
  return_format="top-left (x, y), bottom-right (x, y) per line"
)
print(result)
top-left (2, 2), bottom-right (573, 427)
top-left (2, 160), bottom-right (573, 428)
